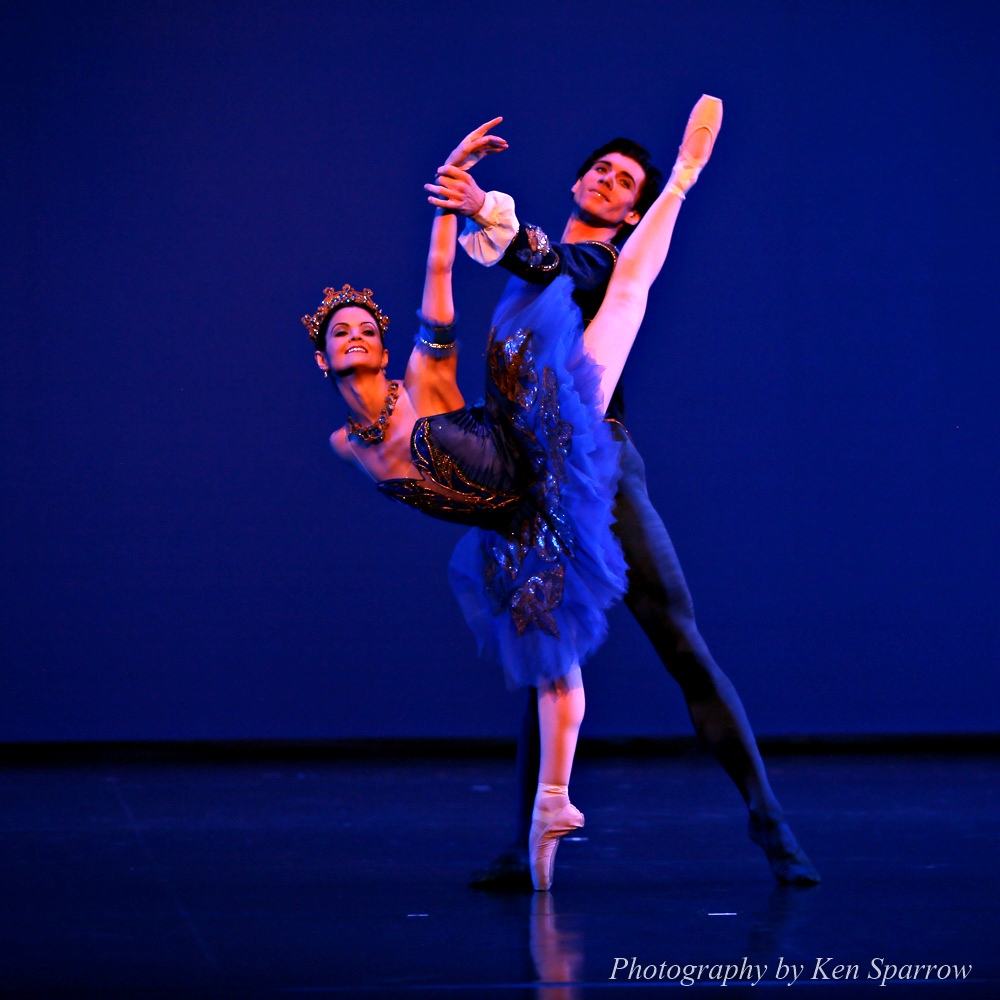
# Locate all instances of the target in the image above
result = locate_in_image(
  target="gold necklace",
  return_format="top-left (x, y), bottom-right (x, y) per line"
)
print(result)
top-left (347, 381), bottom-right (399, 445)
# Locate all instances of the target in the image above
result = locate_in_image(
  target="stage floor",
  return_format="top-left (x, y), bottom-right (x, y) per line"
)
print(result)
top-left (1, 751), bottom-right (997, 997)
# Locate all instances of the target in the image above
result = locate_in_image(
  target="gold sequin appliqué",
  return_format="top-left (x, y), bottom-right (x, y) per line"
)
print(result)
top-left (488, 326), bottom-right (538, 409)
top-left (510, 565), bottom-right (566, 638)
top-left (540, 367), bottom-right (573, 481)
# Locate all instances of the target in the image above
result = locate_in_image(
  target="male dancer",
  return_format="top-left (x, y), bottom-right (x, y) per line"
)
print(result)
top-left (425, 126), bottom-right (821, 889)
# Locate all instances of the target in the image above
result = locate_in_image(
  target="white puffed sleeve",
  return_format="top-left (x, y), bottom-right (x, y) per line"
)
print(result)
top-left (458, 191), bottom-right (519, 266)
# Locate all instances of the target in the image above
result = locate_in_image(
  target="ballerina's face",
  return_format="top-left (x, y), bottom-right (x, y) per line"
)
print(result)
top-left (571, 152), bottom-right (645, 228)
top-left (316, 305), bottom-right (389, 377)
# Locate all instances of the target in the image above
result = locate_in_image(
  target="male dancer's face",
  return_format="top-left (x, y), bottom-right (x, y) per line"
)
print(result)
top-left (570, 152), bottom-right (645, 229)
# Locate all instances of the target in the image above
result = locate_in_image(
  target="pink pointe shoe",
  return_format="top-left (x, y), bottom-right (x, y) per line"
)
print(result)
top-left (528, 802), bottom-right (584, 891)
top-left (666, 93), bottom-right (724, 199)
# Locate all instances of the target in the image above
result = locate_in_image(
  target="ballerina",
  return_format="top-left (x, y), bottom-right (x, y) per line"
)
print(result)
top-left (305, 98), bottom-right (723, 889)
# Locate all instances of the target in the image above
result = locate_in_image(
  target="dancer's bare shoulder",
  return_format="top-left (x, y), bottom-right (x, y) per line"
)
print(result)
top-left (330, 425), bottom-right (352, 460)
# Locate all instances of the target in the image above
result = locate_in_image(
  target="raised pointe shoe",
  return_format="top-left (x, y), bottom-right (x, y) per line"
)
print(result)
top-left (666, 93), bottom-right (724, 199)
top-left (748, 816), bottom-right (821, 886)
top-left (528, 802), bottom-right (584, 891)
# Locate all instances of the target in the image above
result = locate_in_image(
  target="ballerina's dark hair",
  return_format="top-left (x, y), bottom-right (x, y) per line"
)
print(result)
top-left (302, 284), bottom-right (390, 348)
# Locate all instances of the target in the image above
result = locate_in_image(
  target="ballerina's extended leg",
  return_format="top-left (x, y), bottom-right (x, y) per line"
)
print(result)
top-left (585, 94), bottom-right (724, 409)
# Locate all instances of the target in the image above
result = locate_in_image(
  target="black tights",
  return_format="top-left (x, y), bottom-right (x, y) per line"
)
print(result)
top-left (513, 427), bottom-right (783, 845)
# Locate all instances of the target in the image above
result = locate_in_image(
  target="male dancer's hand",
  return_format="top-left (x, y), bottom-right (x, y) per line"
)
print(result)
top-left (425, 117), bottom-right (507, 216)
top-left (425, 164), bottom-right (489, 216)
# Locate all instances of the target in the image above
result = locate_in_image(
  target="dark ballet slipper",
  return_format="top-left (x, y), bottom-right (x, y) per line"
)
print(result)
top-left (468, 844), bottom-right (533, 892)
top-left (748, 816), bottom-right (821, 886)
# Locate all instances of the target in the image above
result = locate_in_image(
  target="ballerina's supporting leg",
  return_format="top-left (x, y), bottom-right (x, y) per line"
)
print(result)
top-left (529, 667), bottom-right (586, 891)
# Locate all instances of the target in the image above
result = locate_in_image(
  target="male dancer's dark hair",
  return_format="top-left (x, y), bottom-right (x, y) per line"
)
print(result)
top-left (576, 138), bottom-right (664, 235)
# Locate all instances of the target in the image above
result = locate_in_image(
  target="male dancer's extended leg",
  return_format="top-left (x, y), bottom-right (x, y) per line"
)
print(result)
top-left (610, 425), bottom-right (819, 885)
top-left (469, 430), bottom-right (820, 889)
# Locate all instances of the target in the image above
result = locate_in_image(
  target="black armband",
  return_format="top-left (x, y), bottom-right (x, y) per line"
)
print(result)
top-left (413, 310), bottom-right (458, 358)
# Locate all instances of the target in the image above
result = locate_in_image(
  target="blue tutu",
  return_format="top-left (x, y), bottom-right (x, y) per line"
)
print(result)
top-left (447, 275), bottom-right (626, 689)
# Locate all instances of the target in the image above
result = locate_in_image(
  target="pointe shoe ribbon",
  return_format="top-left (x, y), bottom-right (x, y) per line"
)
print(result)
top-left (529, 803), bottom-right (584, 891)
top-left (666, 94), bottom-right (724, 199)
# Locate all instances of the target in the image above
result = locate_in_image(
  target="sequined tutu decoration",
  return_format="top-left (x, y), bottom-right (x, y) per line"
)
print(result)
top-left (448, 275), bottom-right (626, 689)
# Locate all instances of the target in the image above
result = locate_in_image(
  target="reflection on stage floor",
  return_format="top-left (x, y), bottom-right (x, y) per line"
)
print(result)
top-left (1, 749), bottom-right (997, 997)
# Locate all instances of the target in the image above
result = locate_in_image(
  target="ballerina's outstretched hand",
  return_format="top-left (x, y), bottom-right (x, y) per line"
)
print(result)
top-left (441, 116), bottom-right (508, 171)
top-left (424, 117), bottom-right (508, 218)
top-left (406, 119), bottom-right (508, 413)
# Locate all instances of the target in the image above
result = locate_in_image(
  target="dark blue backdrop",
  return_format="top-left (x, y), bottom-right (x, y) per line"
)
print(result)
top-left (3, 1), bottom-right (998, 740)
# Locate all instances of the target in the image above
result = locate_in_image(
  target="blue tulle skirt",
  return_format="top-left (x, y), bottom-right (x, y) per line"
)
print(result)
top-left (448, 275), bottom-right (626, 689)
